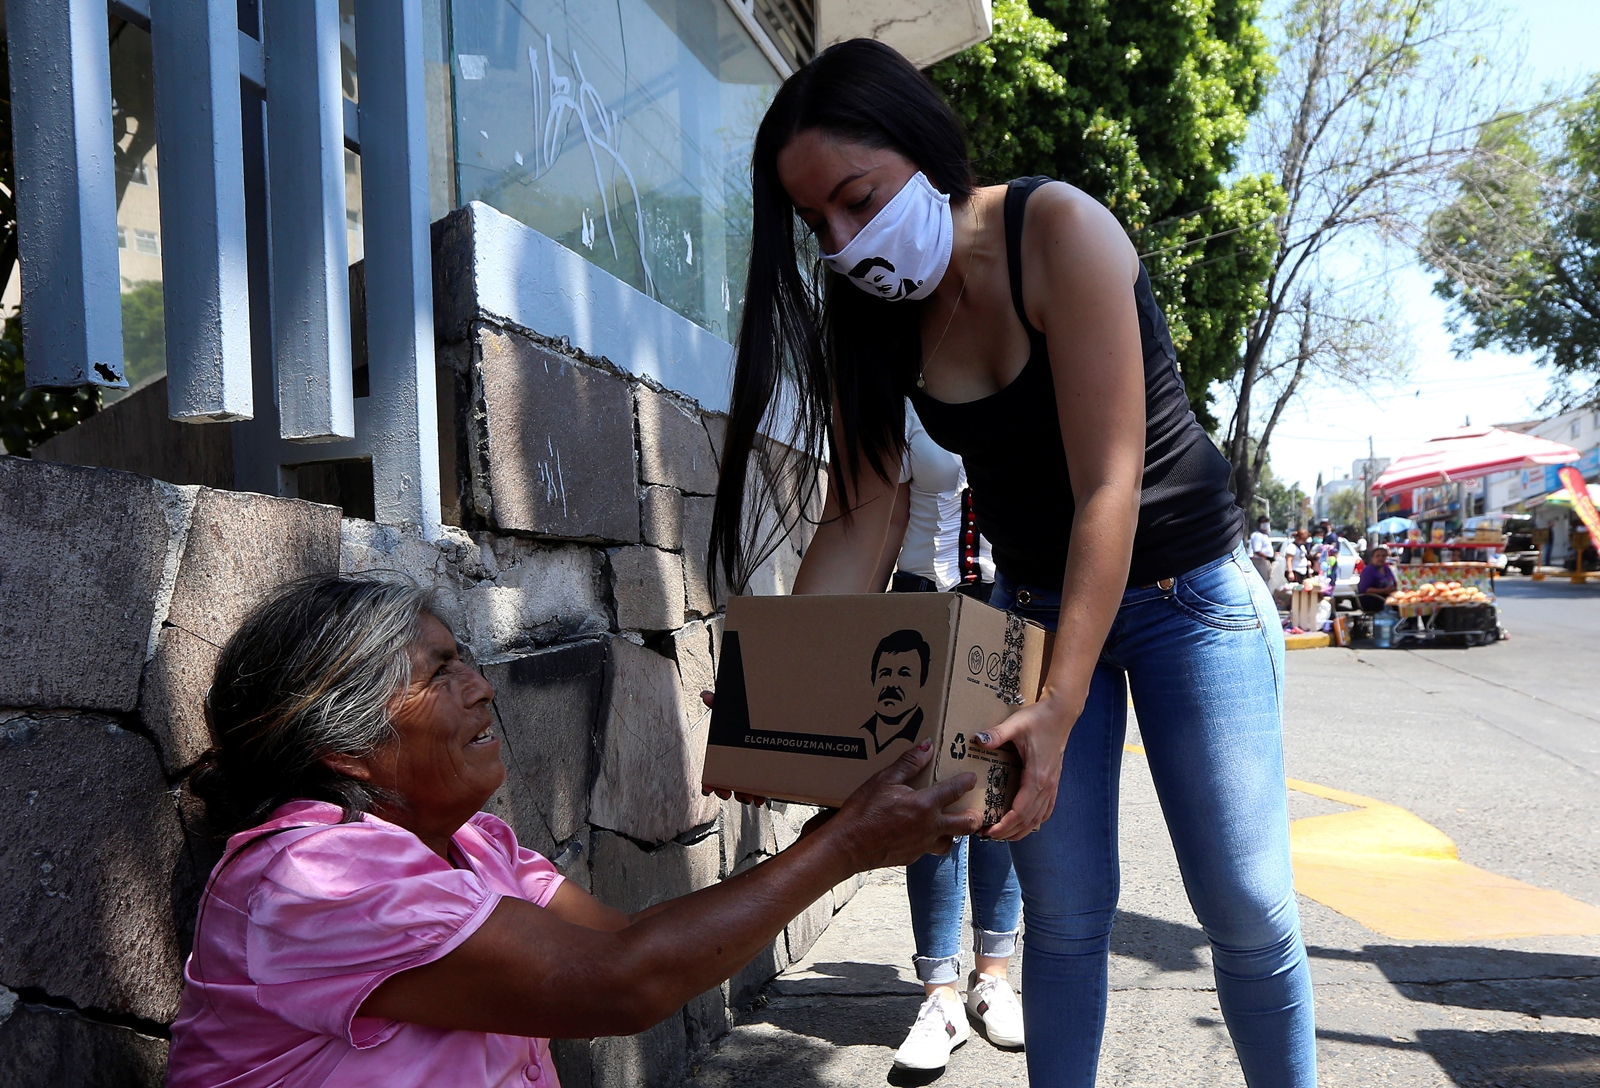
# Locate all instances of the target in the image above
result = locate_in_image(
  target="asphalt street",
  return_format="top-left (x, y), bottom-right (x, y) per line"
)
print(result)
top-left (687, 574), bottom-right (1600, 1087)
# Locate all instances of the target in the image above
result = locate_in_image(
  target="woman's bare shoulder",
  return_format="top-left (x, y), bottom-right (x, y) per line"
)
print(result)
top-left (1016, 182), bottom-right (1138, 313)
top-left (1021, 181), bottom-right (1135, 261)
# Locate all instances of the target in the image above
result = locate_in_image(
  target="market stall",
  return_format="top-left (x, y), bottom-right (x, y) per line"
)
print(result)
top-left (1370, 427), bottom-right (1582, 648)
top-left (1386, 564), bottom-right (1498, 646)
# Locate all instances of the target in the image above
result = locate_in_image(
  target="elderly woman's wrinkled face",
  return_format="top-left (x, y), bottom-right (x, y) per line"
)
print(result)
top-left (359, 612), bottom-right (503, 830)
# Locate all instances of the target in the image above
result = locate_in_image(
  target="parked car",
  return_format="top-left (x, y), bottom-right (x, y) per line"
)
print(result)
top-left (1502, 517), bottom-right (1540, 575)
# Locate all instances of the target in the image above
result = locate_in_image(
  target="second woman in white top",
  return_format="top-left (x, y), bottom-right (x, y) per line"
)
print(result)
top-left (872, 403), bottom-right (1020, 1074)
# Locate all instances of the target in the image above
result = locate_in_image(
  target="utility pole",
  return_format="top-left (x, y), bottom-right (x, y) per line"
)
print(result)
top-left (1366, 435), bottom-right (1375, 534)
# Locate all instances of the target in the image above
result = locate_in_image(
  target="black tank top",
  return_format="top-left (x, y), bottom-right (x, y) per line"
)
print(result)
top-left (908, 177), bottom-right (1244, 588)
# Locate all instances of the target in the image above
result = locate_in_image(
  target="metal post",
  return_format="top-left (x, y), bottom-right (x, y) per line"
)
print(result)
top-left (353, 0), bottom-right (441, 533)
top-left (263, 0), bottom-right (355, 441)
top-left (8, 0), bottom-right (125, 389)
top-left (149, 0), bottom-right (254, 421)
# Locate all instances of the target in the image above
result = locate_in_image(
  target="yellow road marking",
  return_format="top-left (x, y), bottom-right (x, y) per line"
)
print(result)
top-left (1120, 746), bottom-right (1600, 941)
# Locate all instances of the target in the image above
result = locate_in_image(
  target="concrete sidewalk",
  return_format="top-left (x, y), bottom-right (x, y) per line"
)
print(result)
top-left (688, 637), bottom-right (1600, 1087)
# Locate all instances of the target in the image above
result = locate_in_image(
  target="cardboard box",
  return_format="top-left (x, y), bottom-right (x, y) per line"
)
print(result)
top-left (703, 593), bottom-right (1050, 826)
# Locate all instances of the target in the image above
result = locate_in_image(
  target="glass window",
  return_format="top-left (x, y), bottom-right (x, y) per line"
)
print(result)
top-left (338, 1), bottom-right (459, 244)
top-left (107, 17), bottom-right (166, 402)
top-left (449, 0), bottom-right (781, 341)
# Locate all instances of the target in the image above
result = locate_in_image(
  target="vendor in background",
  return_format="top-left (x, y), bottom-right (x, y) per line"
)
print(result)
top-left (1248, 516), bottom-right (1275, 583)
top-left (1356, 546), bottom-right (1398, 612)
top-left (869, 400), bottom-right (1021, 1073)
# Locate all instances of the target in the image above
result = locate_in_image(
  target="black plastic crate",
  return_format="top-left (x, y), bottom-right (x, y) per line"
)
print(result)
top-left (1433, 603), bottom-right (1497, 633)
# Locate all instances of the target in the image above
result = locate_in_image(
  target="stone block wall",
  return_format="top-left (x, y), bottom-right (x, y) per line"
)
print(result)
top-left (0, 293), bottom-right (845, 1087)
top-left (0, 456), bottom-right (343, 1080)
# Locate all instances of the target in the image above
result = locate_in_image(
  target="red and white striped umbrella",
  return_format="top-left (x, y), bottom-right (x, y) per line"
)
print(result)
top-left (1375, 426), bottom-right (1580, 494)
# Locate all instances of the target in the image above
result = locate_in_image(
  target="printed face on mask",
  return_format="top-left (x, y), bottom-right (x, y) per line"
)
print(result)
top-left (845, 256), bottom-right (913, 300)
top-left (821, 171), bottom-right (952, 301)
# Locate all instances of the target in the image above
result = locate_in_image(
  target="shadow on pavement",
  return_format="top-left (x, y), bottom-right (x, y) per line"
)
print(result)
top-left (1111, 910), bottom-right (1211, 972)
top-left (1316, 1028), bottom-right (1600, 1087)
top-left (755, 993), bottom-right (925, 1048)
top-left (783, 960), bottom-right (922, 995)
top-left (1311, 945), bottom-right (1600, 1015)
top-left (1310, 945), bottom-right (1600, 1084)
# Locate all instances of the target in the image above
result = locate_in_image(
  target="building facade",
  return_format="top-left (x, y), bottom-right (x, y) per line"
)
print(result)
top-left (1481, 407), bottom-right (1600, 564)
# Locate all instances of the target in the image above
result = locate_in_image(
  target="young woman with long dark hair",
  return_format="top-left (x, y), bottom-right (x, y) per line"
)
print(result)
top-left (709, 39), bottom-right (1316, 1087)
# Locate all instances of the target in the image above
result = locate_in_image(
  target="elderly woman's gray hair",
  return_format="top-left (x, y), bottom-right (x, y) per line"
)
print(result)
top-left (189, 573), bottom-right (432, 834)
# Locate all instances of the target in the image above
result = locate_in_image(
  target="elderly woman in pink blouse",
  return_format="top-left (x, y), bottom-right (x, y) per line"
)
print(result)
top-left (166, 574), bottom-right (976, 1088)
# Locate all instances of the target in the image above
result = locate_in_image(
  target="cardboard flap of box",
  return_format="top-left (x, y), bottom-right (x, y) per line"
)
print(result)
top-left (704, 593), bottom-right (1049, 821)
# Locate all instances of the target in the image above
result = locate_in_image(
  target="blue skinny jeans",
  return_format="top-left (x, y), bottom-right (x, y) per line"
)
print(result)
top-left (905, 835), bottom-right (1021, 985)
top-left (992, 543), bottom-right (1316, 1087)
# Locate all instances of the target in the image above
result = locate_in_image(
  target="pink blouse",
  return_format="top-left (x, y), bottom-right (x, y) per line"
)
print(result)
top-left (166, 800), bottom-right (565, 1088)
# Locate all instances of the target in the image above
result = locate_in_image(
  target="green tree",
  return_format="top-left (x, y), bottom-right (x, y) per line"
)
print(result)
top-left (929, 0), bottom-right (1284, 429)
top-left (1239, 437), bottom-right (1305, 530)
top-left (1222, 0), bottom-right (1510, 519)
top-left (1422, 80), bottom-right (1600, 402)
top-left (120, 279), bottom-right (167, 389)
top-left (0, 314), bottom-right (98, 455)
top-left (1326, 486), bottom-right (1364, 531)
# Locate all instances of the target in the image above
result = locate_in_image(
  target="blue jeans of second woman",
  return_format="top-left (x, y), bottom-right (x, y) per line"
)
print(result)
top-left (905, 835), bottom-right (1021, 985)
top-left (892, 576), bottom-right (1018, 984)
top-left (993, 543), bottom-right (1316, 1087)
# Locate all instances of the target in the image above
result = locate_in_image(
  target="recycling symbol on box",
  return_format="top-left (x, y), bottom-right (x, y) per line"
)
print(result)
top-left (949, 733), bottom-right (967, 760)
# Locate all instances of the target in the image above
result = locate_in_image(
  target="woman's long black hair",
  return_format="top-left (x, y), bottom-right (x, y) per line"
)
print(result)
top-left (709, 38), bottom-right (973, 590)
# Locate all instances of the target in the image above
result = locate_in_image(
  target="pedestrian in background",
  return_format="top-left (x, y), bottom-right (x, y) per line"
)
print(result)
top-left (870, 401), bottom-right (1021, 1073)
top-left (1285, 529), bottom-right (1312, 584)
top-left (1248, 516), bottom-right (1275, 583)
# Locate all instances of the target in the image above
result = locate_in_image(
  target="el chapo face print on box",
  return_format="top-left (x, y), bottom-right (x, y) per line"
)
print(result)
top-left (862, 630), bottom-right (931, 754)
top-left (703, 594), bottom-right (1043, 820)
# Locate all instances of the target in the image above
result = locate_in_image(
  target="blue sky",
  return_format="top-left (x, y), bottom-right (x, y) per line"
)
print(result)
top-left (1255, 0), bottom-right (1600, 495)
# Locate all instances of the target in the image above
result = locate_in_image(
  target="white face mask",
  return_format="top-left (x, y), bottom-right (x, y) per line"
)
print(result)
top-left (821, 171), bottom-right (952, 302)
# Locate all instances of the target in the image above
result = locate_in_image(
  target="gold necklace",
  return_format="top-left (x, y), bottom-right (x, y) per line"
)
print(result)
top-left (918, 199), bottom-right (981, 391)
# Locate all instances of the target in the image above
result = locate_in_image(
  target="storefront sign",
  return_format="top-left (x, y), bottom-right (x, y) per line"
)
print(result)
top-left (1559, 466), bottom-right (1600, 543)
top-left (1521, 464), bottom-right (1564, 497)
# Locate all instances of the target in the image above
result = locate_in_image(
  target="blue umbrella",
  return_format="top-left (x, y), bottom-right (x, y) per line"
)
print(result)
top-left (1368, 516), bottom-right (1416, 534)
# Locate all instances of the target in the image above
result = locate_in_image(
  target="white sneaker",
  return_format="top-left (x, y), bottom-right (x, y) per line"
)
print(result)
top-left (892, 992), bottom-right (969, 1070)
top-left (966, 972), bottom-right (1025, 1048)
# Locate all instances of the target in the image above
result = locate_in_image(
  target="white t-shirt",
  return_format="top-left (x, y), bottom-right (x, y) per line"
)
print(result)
top-left (897, 403), bottom-right (995, 590)
top-left (1284, 541), bottom-right (1310, 576)
top-left (1248, 529), bottom-right (1274, 559)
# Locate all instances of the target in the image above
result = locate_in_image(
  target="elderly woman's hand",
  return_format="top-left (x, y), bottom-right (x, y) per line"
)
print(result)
top-left (821, 739), bottom-right (980, 869)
